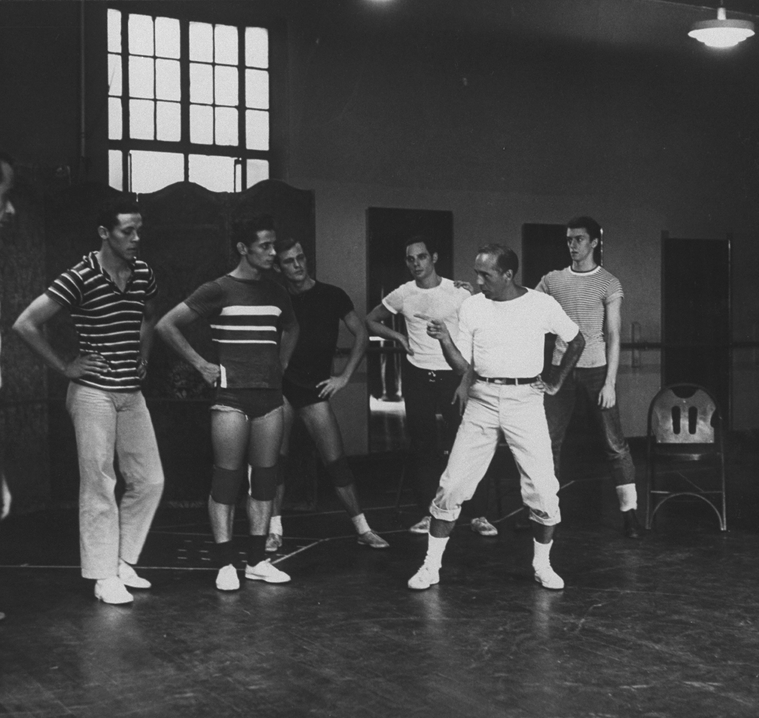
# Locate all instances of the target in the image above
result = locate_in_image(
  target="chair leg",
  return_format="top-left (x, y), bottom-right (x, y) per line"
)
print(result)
top-left (719, 458), bottom-right (727, 531)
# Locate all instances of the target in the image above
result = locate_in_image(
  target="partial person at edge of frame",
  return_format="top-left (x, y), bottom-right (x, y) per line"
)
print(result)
top-left (0, 150), bottom-right (18, 622)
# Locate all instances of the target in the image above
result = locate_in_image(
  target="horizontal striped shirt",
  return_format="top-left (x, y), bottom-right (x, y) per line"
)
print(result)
top-left (184, 275), bottom-right (296, 389)
top-left (46, 251), bottom-right (157, 392)
top-left (535, 266), bottom-right (623, 368)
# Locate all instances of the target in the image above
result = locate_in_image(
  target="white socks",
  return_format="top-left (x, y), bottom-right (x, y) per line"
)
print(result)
top-left (269, 515), bottom-right (283, 535)
top-left (616, 484), bottom-right (638, 512)
top-left (351, 513), bottom-right (371, 535)
top-left (532, 539), bottom-right (553, 569)
top-left (424, 535), bottom-right (449, 571)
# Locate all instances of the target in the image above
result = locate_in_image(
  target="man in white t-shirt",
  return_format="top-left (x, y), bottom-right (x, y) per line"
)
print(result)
top-left (407, 244), bottom-right (585, 591)
top-left (535, 216), bottom-right (641, 539)
top-left (366, 237), bottom-right (497, 537)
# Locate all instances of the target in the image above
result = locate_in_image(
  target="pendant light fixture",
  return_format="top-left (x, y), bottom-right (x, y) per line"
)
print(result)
top-left (688, 2), bottom-right (755, 49)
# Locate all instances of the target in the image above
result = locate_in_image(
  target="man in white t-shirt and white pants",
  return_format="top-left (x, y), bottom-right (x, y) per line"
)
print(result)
top-left (408, 244), bottom-right (585, 591)
top-left (366, 236), bottom-right (497, 537)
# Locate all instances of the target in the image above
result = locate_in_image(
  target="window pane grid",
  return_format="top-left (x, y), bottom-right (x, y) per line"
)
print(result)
top-left (155, 17), bottom-right (180, 59)
top-left (214, 65), bottom-right (238, 106)
top-left (108, 54), bottom-right (122, 97)
top-left (156, 59), bottom-right (180, 101)
top-left (110, 13), bottom-right (270, 192)
top-left (214, 24), bottom-right (238, 65)
top-left (245, 27), bottom-right (268, 69)
top-left (128, 14), bottom-right (154, 57)
top-left (129, 56), bottom-right (154, 99)
top-left (245, 69), bottom-right (268, 110)
top-left (107, 9), bottom-right (122, 54)
top-left (190, 62), bottom-right (213, 104)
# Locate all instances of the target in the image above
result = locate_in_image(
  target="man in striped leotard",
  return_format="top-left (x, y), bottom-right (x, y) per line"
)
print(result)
top-left (157, 215), bottom-right (299, 591)
top-left (535, 216), bottom-right (642, 538)
top-left (14, 198), bottom-right (165, 604)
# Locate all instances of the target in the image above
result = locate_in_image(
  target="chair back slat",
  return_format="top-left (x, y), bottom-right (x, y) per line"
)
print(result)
top-left (650, 386), bottom-right (716, 444)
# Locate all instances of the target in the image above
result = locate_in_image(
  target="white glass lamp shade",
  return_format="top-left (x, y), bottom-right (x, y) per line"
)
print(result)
top-left (688, 7), bottom-right (755, 49)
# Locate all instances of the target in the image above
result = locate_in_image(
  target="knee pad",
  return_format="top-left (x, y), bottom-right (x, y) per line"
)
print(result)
top-left (210, 466), bottom-right (246, 505)
top-left (276, 458), bottom-right (287, 487)
top-left (249, 465), bottom-right (278, 501)
top-left (326, 456), bottom-right (354, 488)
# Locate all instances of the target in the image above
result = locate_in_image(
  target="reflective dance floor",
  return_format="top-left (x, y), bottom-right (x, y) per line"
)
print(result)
top-left (1, 433), bottom-right (759, 717)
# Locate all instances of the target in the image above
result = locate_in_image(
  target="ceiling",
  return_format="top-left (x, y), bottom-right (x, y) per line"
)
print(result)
top-left (663, 0), bottom-right (759, 18)
top-left (351, 0), bottom-right (759, 54)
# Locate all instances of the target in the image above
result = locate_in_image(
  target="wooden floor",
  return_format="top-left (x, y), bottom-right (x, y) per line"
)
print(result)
top-left (1, 433), bottom-right (759, 718)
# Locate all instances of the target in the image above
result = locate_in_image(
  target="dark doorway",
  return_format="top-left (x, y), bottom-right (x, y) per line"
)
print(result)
top-left (521, 223), bottom-right (569, 288)
top-left (365, 207), bottom-right (454, 453)
top-left (521, 222), bottom-right (604, 288)
top-left (662, 233), bottom-right (731, 425)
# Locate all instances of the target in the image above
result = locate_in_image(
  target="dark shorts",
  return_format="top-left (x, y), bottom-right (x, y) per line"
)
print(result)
top-left (282, 376), bottom-right (327, 411)
top-left (211, 388), bottom-right (283, 420)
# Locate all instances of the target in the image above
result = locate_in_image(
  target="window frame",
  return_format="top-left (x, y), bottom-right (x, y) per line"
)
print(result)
top-left (107, 4), bottom-right (281, 193)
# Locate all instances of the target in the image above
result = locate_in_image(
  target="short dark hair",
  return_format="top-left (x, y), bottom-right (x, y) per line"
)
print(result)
top-left (274, 236), bottom-right (299, 256)
top-left (0, 151), bottom-right (16, 183)
top-left (404, 234), bottom-right (438, 256)
top-left (232, 214), bottom-right (276, 247)
top-left (567, 215), bottom-right (602, 241)
top-left (477, 244), bottom-right (519, 275)
top-left (97, 197), bottom-right (141, 231)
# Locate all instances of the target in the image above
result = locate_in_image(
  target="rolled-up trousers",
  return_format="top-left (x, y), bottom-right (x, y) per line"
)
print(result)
top-left (431, 381), bottom-right (560, 526)
top-left (544, 366), bottom-right (635, 487)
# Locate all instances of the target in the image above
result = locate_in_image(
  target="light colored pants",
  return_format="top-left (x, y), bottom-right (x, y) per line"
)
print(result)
top-left (430, 382), bottom-right (561, 526)
top-left (66, 383), bottom-right (164, 579)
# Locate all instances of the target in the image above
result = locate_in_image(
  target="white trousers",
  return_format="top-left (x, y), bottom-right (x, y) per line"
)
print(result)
top-left (430, 382), bottom-right (561, 526)
top-left (67, 383), bottom-right (165, 579)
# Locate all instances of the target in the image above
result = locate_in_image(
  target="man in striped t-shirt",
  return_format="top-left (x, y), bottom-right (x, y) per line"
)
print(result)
top-left (157, 215), bottom-right (299, 591)
top-left (535, 216), bottom-right (642, 538)
top-left (14, 198), bottom-right (165, 604)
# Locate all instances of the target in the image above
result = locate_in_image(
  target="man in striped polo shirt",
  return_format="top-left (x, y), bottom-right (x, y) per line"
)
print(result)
top-left (14, 198), bottom-right (165, 604)
top-left (535, 216), bottom-right (642, 538)
top-left (157, 215), bottom-right (299, 591)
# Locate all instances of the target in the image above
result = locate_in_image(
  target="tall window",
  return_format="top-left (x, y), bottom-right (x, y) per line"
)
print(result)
top-left (107, 8), bottom-right (270, 193)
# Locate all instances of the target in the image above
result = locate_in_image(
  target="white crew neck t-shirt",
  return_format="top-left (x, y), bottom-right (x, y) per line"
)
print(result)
top-left (454, 290), bottom-right (579, 378)
top-left (383, 277), bottom-right (471, 371)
